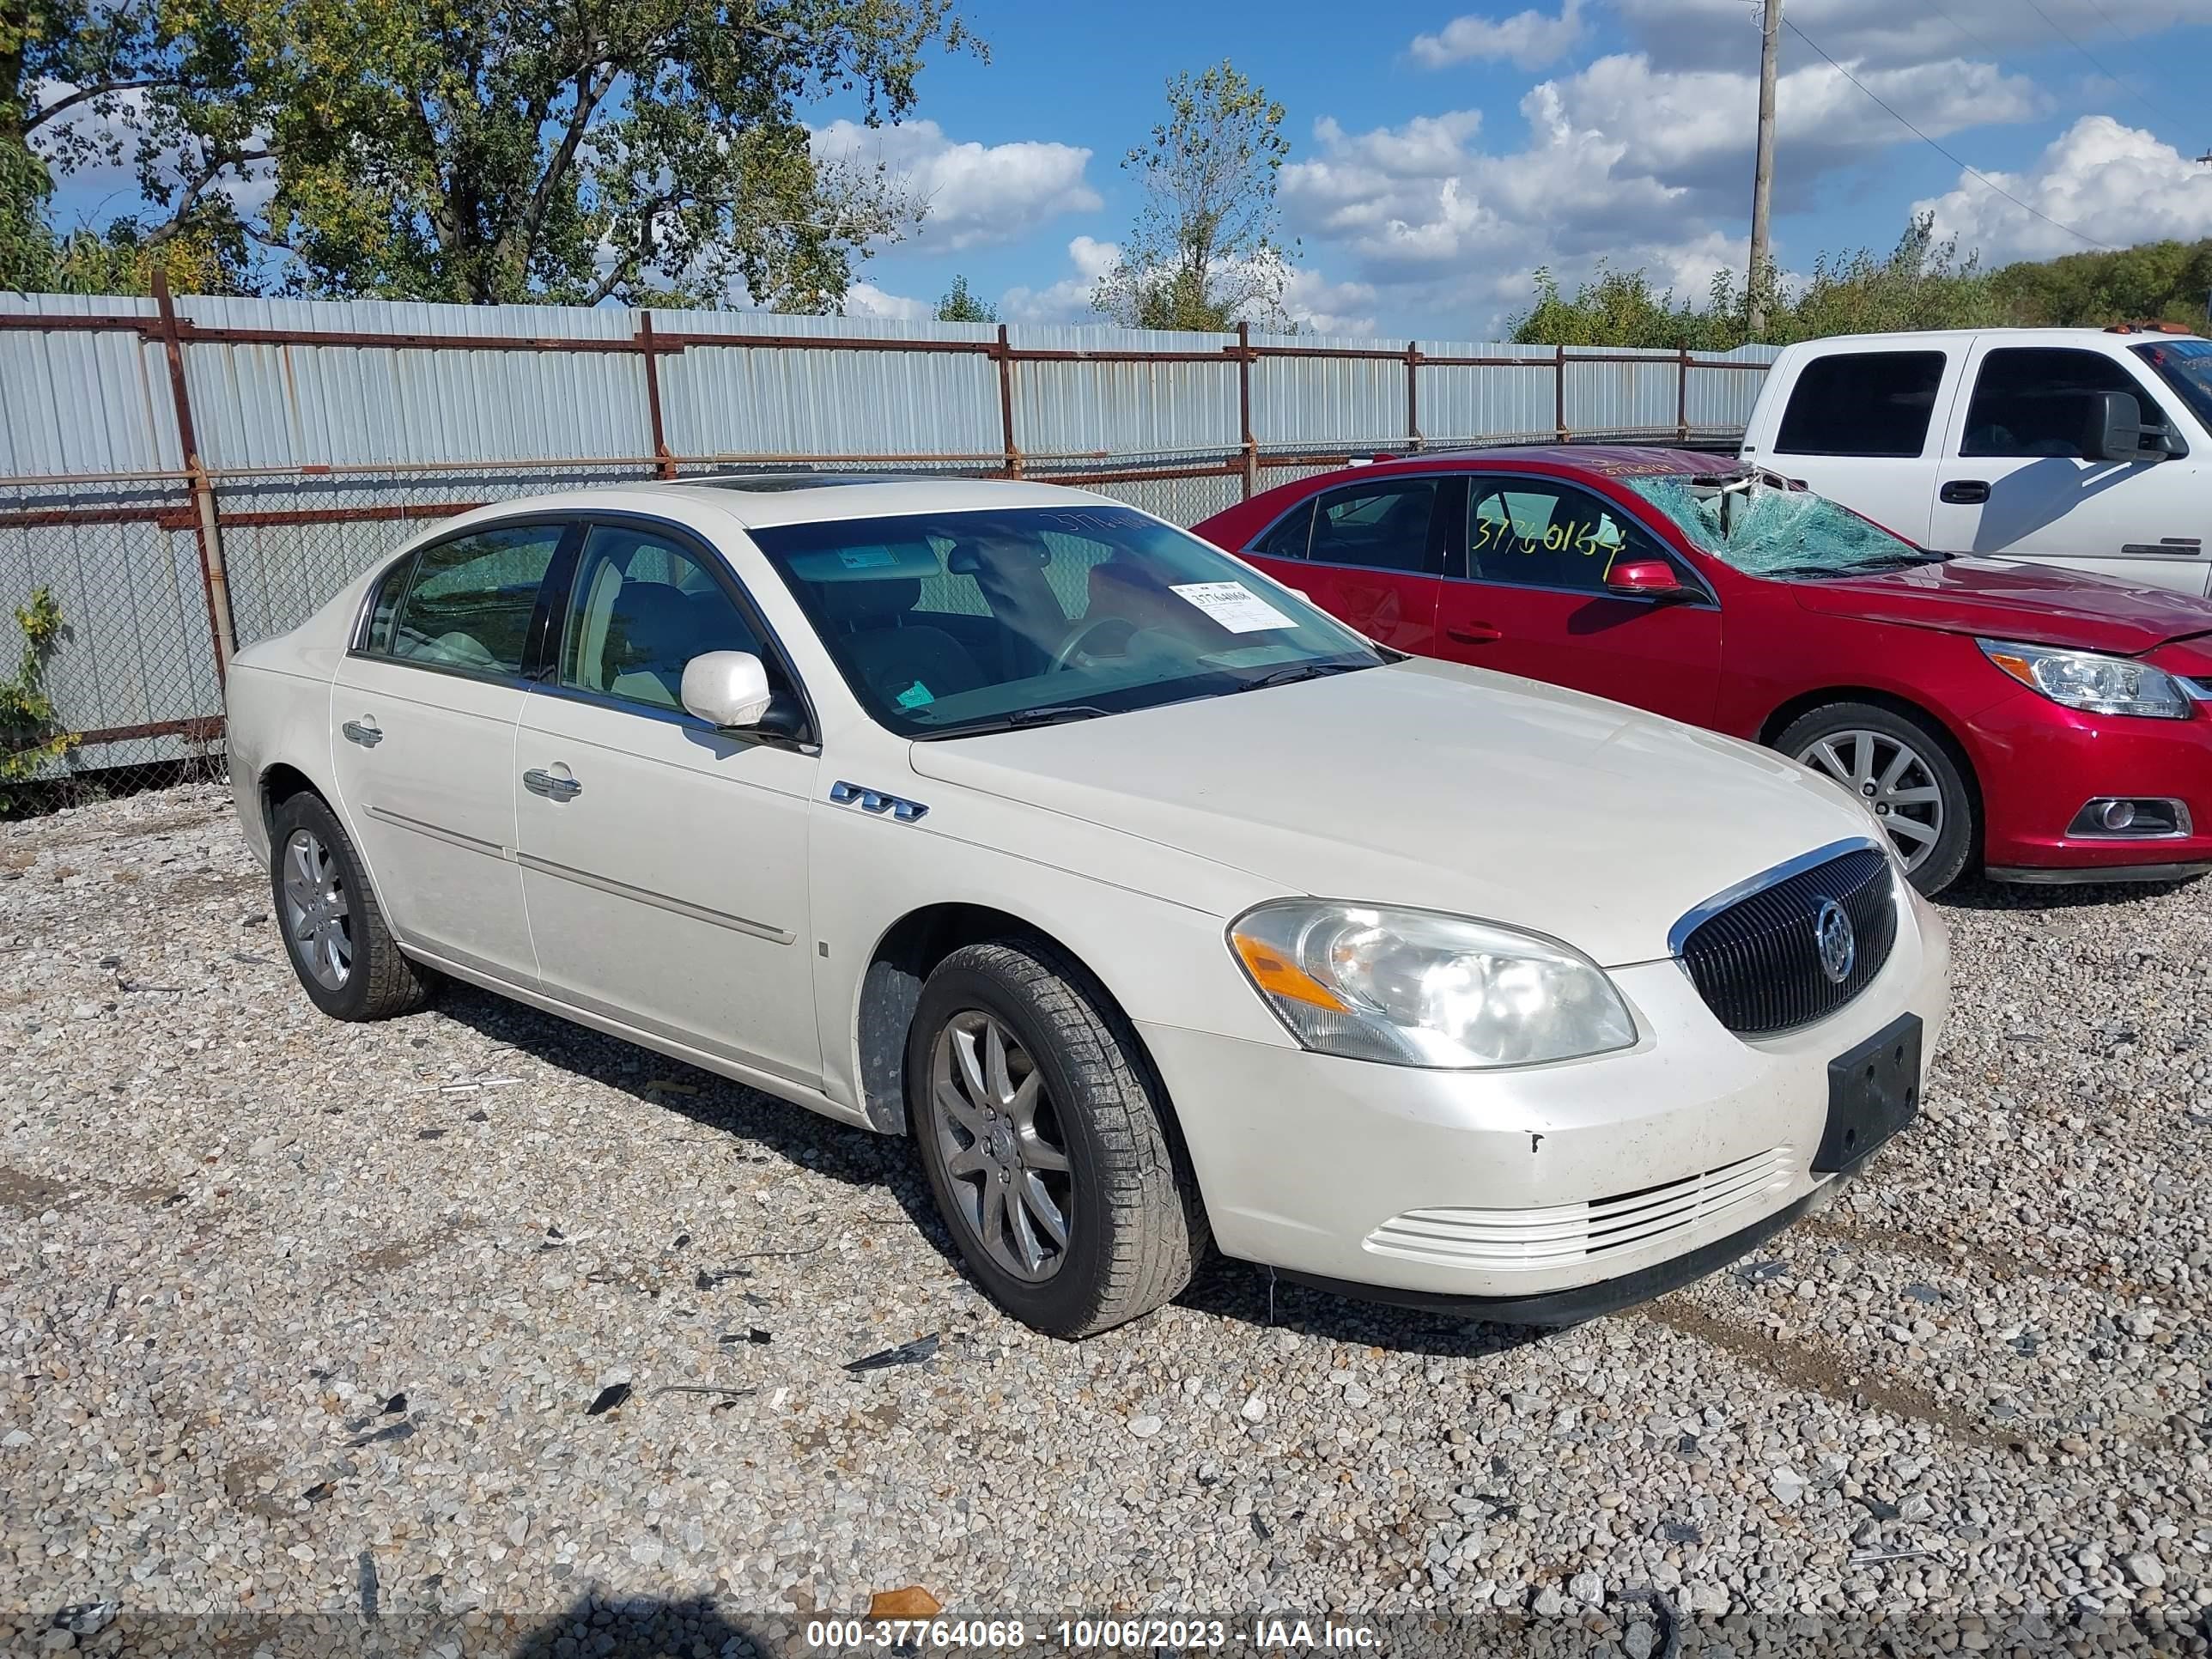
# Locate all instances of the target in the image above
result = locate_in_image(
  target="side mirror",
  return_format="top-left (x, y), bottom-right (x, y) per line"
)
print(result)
top-left (680, 650), bottom-right (774, 728)
top-left (1604, 559), bottom-right (1691, 601)
top-left (2090, 390), bottom-right (2155, 463)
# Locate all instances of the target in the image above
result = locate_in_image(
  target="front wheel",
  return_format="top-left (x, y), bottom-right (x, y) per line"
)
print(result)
top-left (907, 940), bottom-right (1206, 1338)
top-left (1777, 702), bottom-right (1978, 896)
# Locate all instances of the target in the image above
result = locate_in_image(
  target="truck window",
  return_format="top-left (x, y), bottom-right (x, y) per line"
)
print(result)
top-left (1774, 351), bottom-right (1946, 458)
top-left (1962, 347), bottom-right (2172, 459)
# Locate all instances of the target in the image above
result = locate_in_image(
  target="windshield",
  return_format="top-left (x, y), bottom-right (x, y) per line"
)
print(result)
top-left (747, 504), bottom-right (1384, 738)
top-left (1625, 475), bottom-right (1936, 579)
top-left (2135, 338), bottom-right (2212, 431)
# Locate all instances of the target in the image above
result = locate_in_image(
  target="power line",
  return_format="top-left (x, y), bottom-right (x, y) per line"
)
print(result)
top-left (1783, 16), bottom-right (2112, 251)
top-left (2018, 0), bottom-right (2189, 132)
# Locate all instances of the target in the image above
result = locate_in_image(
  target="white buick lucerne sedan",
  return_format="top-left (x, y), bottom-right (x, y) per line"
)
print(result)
top-left (226, 476), bottom-right (1949, 1338)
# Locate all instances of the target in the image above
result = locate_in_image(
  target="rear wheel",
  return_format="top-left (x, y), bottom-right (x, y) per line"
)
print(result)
top-left (907, 940), bottom-right (1206, 1338)
top-left (269, 791), bottom-right (432, 1020)
top-left (1777, 702), bottom-right (1977, 896)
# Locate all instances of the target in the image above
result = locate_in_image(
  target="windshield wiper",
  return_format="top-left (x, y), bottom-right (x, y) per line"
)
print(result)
top-left (1760, 554), bottom-right (1941, 580)
top-left (911, 704), bottom-right (1116, 741)
top-left (1231, 660), bottom-right (1371, 693)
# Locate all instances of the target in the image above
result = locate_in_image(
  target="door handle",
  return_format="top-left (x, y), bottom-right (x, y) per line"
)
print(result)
top-left (522, 767), bottom-right (582, 802)
top-left (1445, 623), bottom-right (1504, 646)
top-left (1940, 480), bottom-right (1990, 505)
top-left (341, 719), bottom-right (382, 748)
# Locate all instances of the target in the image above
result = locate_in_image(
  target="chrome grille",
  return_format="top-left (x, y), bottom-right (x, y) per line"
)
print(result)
top-left (1678, 847), bottom-right (1897, 1036)
top-left (1364, 1146), bottom-right (1795, 1272)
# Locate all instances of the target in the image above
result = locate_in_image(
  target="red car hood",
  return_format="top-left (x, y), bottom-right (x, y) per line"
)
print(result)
top-left (1790, 556), bottom-right (2212, 655)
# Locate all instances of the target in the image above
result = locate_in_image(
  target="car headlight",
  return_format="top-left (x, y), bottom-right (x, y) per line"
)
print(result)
top-left (1978, 638), bottom-right (2192, 719)
top-left (1228, 900), bottom-right (1637, 1069)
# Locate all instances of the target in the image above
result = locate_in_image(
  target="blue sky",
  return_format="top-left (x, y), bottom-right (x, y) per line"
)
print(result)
top-left (42, 0), bottom-right (2212, 339)
top-left (817, 0), bottom-right (2212, 337)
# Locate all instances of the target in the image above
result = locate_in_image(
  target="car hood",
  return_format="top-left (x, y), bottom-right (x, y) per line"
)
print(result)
top-left (906, 658), bottom-right (1875, 968)
top-left (1789, 556), bottom-right (2212, 653)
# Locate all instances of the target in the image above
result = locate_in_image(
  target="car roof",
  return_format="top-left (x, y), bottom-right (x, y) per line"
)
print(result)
top-left (1774, 326), bottom-right (2208, 353)
top-left (1357, 444), bottom-right (1730, 478)
top-left (434, 475), bottom-right (1119, 538)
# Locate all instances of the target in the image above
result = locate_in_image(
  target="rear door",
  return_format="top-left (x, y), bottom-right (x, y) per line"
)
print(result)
top-left (1927, 343), bottom-right (2210, 595)
top-left (1754, 346), bottom-right (1954, 545)
top-left (329, 520), bottom-right (573, 986)
top-left (1238, 472), bottom-right (1444, 653)
top-left (1433, 473), bottom-right (1724, 726)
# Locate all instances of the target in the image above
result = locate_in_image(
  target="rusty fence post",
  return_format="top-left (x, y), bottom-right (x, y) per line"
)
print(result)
top-left (640, 313), bottom-right (678, 479)
top-left (1677, 347), bottom-right (1692, 443)
top-left (152, 267), bottom-right (234, 686)
top-left (1237, 322), bottom-right (1257, 499)
top-left (994, 325), bottom-right (1023, 479)
top-left (1406, 340), bottom-right (1423, 453)
top-left (1553, 343), bottom-right (1570, 442)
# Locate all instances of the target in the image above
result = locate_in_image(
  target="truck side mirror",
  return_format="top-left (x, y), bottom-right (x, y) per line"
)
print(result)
top-left (2090, 390), bottom-right (2155, 463)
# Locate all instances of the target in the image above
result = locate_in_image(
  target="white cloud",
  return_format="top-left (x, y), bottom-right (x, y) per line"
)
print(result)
top-left (1916, 114), bottom-right (2212, 264)
top-left (1280, 268), bottom-right (1381, 336)
top-left (1611, 0), bottom-right (2212, 73)
top-left (811, 119), bottom-right (1101, 252)
top-left (1000, 234), bottom-right (1121, 323)
top-left (842, 283), bottom-right (937, 322)
top-left (1412, 0), bottom-right (1588, 70)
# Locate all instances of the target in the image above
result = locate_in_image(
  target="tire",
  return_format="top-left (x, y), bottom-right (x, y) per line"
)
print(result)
top-left (268, 791), bottom-right (432, 1021)
top-left (906, 939), bottom-right (1207, 1338)
top-left (1776, 701), bottom-right (1978, 896)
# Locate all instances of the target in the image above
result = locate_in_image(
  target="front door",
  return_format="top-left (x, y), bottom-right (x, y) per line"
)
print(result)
top-left (1928, 343), bottom-right (2211, 595)
top-left (514, 520), bottom-right (823, 1088)
top-left (1433, 474), bottom-right (1724, 726)
top-left (1241, 472), bottom-right (1444, 653)
top-left (328, 520), bottom-right (571, 985)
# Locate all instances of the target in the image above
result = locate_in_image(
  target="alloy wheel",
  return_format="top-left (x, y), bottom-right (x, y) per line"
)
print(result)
top-left (281, 828), bottom-right (353, 990)
top-left (927, 1009), bottom-right (1074, 1283)
top-left (1796, 728), bottom-right (1946, 874)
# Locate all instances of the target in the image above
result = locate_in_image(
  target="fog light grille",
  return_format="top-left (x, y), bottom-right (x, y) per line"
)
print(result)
top-left (2066, 797), bottom-right (2190, 839)
top-left (1364, 1147), bottom-right (1795, 1272)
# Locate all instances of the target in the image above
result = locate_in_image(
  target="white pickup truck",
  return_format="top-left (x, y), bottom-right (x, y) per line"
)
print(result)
top-left (1739, 325), bottom-right (2212, 594)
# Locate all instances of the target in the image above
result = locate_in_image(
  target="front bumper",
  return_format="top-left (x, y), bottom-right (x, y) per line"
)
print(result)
top-left (1970, 686), bottom-right (2212, 879)
top-left (1139, 881), bottom-right (1948, 1308)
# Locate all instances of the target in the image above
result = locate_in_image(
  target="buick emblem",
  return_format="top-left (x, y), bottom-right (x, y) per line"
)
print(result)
top-left (1814, 898), bottom-right (1856, 984)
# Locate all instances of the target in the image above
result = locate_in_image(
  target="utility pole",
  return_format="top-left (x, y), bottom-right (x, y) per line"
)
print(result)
top-left (1748, 0), bottom-right (1782, 339)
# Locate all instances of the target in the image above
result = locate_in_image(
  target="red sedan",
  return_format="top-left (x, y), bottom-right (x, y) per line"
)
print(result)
top-left (1194, 446), bottom-right (2212, 895)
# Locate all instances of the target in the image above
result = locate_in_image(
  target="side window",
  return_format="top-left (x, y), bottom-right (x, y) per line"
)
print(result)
top-left (1305, 479), bottom-right (1438, 573)
top-left (1249, 499), bottom-right (1316, 559)
top-left (359, 554), bottom-right (414, 654)
top-left (1961, 348), bottom-right (2170, 459)
top-left (560, 525), bottom-right (765, 712)
top-left (386, 523), bottom-right (564, 676)
top-left (1465, 479), bottom-right (1654, 594)
top-left (1775, 351), bottom-right (1946, 458)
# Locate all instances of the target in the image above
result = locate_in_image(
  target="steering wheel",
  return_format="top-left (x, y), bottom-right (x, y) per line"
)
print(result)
top-left (1048, 615), bottom-right (1139, 673)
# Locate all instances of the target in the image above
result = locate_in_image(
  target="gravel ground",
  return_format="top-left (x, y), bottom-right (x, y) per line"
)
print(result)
top-left (3, 781), bottom-right (2211, 1656)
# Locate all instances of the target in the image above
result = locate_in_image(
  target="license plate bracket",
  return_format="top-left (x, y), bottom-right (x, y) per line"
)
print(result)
top-left (1815, 1012), bottom-right (1923, 1173)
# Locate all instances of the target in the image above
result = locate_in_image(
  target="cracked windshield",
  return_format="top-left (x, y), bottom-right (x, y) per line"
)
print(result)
top-left (1626, 476), bottom-right (1942, 580)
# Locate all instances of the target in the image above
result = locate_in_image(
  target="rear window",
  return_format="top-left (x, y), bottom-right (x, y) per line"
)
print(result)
top-left (1775, 351), bottom-right (1947, 458)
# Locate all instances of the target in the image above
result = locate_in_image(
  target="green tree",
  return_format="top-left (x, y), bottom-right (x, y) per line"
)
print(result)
top-left (0, 587), bottom-right (71, 811)
top-left (1094, 59), bottom-right (1294, 332)
top-left (2, 0), bottom-right (164, 289)
top-left (1510, 216), bottom-right (2000, 348)
top-left (933, 270), bottom-right (993, 321)
top-left (134, 0), bottom-right (976, 307)
top-left (1992, 239), bottom-right (2212, 327)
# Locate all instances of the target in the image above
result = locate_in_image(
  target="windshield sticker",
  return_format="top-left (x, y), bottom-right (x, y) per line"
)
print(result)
top-left (1169, 580), bottom-right (1296, 634)
top-left (838, 546), bottom-right (900, 569)
top-left (895, 680), bottom-right (935, 708)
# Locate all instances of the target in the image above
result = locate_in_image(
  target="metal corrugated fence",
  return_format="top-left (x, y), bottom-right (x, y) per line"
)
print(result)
top-left (0, 282), bottom-right (1777, 801)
